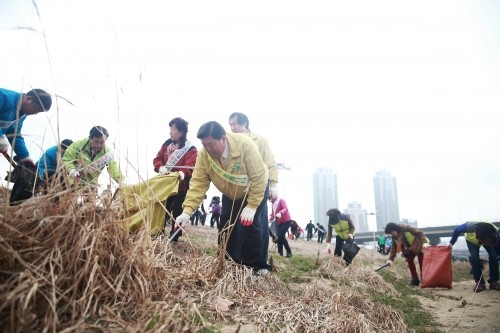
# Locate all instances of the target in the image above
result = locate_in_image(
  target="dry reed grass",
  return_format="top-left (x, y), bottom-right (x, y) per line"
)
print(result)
top-left (0, 186), bottom-right (409, 332)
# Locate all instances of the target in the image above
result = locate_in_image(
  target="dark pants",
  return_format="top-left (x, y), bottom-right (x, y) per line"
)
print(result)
top-left (277, 221), bottom-right (292, 255)
top-left (210, 213), bottom-right (220, 228)
top-left (405, 252), bottom-right (424, 280)
top-left (307, 231), bottom-right (313, 241)
top-left (467, 240), bottom-right (499, 283)
top-left (167, 192), bottom-right (186, 241)
top-left (258, 183), bottom-right (270, 266)
top-left (317, 231), bottom-right (324, 243)
top-left (219, 195), bottom-right (262, 268)
top-left (334, 235), bottom-right (346, 257)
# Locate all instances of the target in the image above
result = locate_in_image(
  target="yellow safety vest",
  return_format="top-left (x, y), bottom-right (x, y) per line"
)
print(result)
top-left (465, 222), bottom-right (498, 245)
top-left (330, 216), bottom-right (353, 240)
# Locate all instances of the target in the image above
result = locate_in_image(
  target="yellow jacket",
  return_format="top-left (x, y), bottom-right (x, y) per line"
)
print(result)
top-left (247, 131), bottom-right (278, 187)
top-left (182, 133), bottom-right (268, 214)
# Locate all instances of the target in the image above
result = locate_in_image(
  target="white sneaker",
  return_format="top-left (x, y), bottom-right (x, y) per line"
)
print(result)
top-left (257, 268), bottom-right (269, 276)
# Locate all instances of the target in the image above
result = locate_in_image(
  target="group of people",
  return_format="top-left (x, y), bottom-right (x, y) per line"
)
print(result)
top-left (377, 234), bottom-right (393, 255)
top-left (5, 88), bottom-right (499, 288)
top-left (149, 112), bottom-right (281, 275)
top-left (1, 87), bottom-right (124, 205)
top-left (380, 221), bottom-right (499, 291)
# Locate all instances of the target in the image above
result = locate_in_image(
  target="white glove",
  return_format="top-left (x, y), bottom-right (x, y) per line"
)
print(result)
top-left (175, 212), bottom-right (191, 227)
top-left (348, 233), bottom-right (353, 240)
top-left (177, 171), bottom-right (185, 180)
top-left (422, 243), bottom-right (430, 248)
top-left (269, 186), bottom-right (278, 200)
top-left (69, 169), bottom-right (80, 179)
top-left (20, 156), bottom-right (35, 165)
top-left (275, 212), bottom-right (282, 219)
top-left (240, 207), bottom-right (256, 227)
top-left (159, 166), bottom-right (169, 175)
top-left (326, 244), bottom-right (331, 254)
top-left (386, 260), bottom-right (393, 266)
top-left (0, 135), bottom-right (9, 153)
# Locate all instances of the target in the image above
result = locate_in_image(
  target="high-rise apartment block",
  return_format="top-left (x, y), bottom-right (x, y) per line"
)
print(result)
top-left (344, 201), bottom-right (369, 232)
top-left (313, 167), bottom-right (338, 228)
top-left (373, 170), bottom-right (400, 231)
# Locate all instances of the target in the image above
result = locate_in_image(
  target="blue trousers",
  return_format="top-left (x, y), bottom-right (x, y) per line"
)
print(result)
top-left (467, 240), bottom-right (499, 283)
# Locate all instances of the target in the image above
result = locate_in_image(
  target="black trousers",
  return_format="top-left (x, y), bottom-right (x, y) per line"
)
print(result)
top-left (219, 195), bottom-right (263, 268)
top-left (167, 192), bottom-right (186, 240)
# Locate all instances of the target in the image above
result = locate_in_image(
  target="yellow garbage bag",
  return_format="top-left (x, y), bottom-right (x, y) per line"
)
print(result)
top-left (120, 174), bottom-right (179, 234)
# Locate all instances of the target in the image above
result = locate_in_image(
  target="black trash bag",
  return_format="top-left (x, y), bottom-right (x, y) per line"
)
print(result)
top-left (269, 220), bottom-right (278, 241)
top-left (8, 160), bottom-right (39, 206)
top-left (342, 239), bottom-right (360, 264)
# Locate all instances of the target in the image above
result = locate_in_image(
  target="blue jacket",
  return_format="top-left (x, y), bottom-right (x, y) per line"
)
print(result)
top-left (37, 145), bottom-right (60, 179)
top-left (0, 88), bottom-right (29, 158)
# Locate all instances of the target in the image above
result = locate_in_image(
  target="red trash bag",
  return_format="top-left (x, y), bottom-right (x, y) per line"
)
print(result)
top-left (421, 246), bottom-right (453, 289)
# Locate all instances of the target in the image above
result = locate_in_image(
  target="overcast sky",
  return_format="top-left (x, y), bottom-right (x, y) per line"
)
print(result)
top-left (1, 0), bottom-right (499, 229)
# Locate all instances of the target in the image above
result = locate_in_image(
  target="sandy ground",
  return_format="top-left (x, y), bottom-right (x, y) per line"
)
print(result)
top-left (187, 225), bottom-right (500, 333)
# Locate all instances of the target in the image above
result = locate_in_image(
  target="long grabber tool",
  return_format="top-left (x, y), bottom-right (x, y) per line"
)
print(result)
top-left (374, 263), bottom-right (390, 272)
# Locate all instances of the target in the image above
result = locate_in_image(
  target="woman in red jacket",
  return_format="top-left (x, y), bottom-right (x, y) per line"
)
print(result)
top-left (153, 117), bottom-right (198, 241)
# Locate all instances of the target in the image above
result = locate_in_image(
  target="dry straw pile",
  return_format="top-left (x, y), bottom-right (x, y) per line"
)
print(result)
top-left (0, 187), bottom-right (409, 332)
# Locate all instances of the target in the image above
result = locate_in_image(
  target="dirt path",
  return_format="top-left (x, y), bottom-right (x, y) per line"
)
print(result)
top-left (188, 226), bottom-right (500, 332)
top-left (283, 235), bottom-right (500, 333)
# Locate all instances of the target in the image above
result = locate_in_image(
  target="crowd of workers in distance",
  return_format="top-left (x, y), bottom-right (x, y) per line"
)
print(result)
top-left (2, 87), bottom-right (500, 285)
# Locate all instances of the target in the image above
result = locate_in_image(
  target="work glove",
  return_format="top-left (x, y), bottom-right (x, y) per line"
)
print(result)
top-left (422, 243), bottom-right (430, 248)
top-left (240, 207), bottom-right (256, 227)
top-left (0, 135), bottom-right (9, 153)
top-left (175, 212), bottom-right (191, 227)
top-left (348, 233), bottom-right (353, 240)
top-left (269, 186), bottom-right (278, 200)
top-left (275, 212), bottom-right (282, 219)
top-left (159, 166), bottom-right (169, 175)
top-left (326, 244), bottom-right (331, 254)
top-left (385, 260), bottom-right (393, 267)
top-left (20, 156), bottom-right (35, 166)
top-left (69, 169), bottom-right (80, 180)
top-left (177, 171), bottom-right (185, 181)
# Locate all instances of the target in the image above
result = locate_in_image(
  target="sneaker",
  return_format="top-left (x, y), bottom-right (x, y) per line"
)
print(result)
top-left (410, 278), bottom-right (420, 286)
top-left (489, 281), bottom-right (500, 291)
top-left (474, 282), bottom-right (487, 292)
top-left (285, 253), bottom-right (292, 258)
top-left (252, 268), bottom-right (269, 276)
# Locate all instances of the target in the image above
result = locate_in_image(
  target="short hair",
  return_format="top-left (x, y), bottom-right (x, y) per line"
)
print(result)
top-left (229, 112), bottom-right (250, 129)
top-left (61, 139), bottom-right (73, 150)
top-left (169, 117), bottom-right (189, 134)
top-left (26, 89), bottom-right (52, 111)
top-left (476, 223), bottom-right (498, 246)
top-left (197, 121), bottom-right (226, 140)
top-left (385, 222), bottom-right (401, 234)
top-left (169, 117), bottom-right (189, 147)
top-left (326, 208), bottom-right (340, 217)
top-left (89, 126), bottom-right (108, 139)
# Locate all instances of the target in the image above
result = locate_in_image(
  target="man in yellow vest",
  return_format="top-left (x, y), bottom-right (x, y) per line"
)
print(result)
top-left (229, 112), bottom-right (278, 272)
top-left (175, 121), bottom-right (269, 274)
top-left (325, 208), bottom-right (356, 262)
top-left (384, 222), bottom-right (430, 286)
top-left (448, 222), bottom-right (499, 292)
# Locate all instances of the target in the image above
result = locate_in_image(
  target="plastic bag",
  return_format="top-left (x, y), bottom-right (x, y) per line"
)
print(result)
top-left (269, 220), bottom-right (278, 241)
top-left (342, 239), bottom-right (360, 263)
top-left (421, 246), bottom-right (453, 289)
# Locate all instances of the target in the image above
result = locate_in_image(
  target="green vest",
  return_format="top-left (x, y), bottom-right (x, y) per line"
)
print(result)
top-left (403, 231), bottom-right (429, 254)
top-left (465, 222), bottom-right (498, 245)
top-left (330, 216), bottom-right (353, 240)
